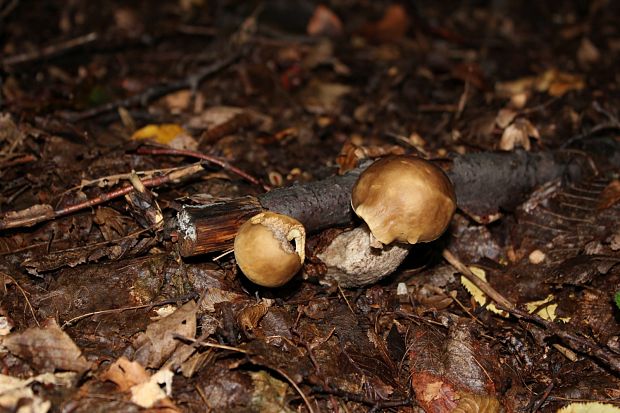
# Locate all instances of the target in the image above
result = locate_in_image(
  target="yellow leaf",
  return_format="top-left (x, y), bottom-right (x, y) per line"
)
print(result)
top-left (524, 294), bottom-right (570, 322)
top-left (461, 267), bottom-right (508, 317)
top-left (557, 402), bottom-right (620, 413)
top-left (131, 124), bottom-right (187, 145)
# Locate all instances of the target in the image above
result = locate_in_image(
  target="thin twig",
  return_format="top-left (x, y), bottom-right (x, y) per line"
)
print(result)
top-left (137, 146), bottom-right (270, 190)
top-left (61, 294), bottom-right (197, 329)
top-left (0, 163), bottom-right (204, 230)
top-left (442, 249), bottom-right (514, 310)
top-left (2, 32), bottom-right (98, 67)
top-left (443, 249), bottom-right (620, 375)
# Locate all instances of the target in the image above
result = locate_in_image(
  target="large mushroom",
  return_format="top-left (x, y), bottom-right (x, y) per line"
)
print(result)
top-left (317, 155), bottom-right (456, 287)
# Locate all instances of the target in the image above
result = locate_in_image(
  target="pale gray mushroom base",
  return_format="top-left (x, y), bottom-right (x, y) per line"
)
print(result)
top-left (316, 225), bottom-right (410, 288)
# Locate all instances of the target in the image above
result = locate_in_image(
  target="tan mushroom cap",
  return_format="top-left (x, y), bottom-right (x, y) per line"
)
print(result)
top-left (351, 155), bottom-right (456, 245)
top-left (234, 211), bottom-right (306, 287)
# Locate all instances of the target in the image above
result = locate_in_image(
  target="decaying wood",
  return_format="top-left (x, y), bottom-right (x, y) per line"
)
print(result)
top-left (177, 197), bottom-right (263, 257)
top-left (176, 138), bottom-right (620, 256)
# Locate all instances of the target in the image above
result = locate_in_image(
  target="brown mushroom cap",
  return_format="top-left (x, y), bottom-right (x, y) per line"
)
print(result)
top-left (234, 211), bottom-right (306, 287)
top-left (351, 155), bottom-right (456, 245)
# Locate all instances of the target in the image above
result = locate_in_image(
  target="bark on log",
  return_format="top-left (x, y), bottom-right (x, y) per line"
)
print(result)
top-left (176, 138), bottom-right (620, 256)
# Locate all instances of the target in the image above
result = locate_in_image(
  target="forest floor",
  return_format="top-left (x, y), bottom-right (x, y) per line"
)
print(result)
top-left (1, 1), bottom-right (619, 412)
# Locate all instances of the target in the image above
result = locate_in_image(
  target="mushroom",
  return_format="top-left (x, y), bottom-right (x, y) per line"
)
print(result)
top-left (352, 155), bottom-right (456, 245)
top-left (318, 155), bottom-right (456, 287)
top-left (234, 211), bottom-right (306, 287)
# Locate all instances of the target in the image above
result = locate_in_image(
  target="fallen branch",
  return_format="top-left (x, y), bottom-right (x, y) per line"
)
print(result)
top-left (176, 138), bottom-right (620, 256)
top-left (1, 32), bottom-right (99, 67)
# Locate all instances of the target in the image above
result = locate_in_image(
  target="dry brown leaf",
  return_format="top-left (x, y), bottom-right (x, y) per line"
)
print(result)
top-left (199, 287), bottom-right (245, 312)
top-left (237, 299), bottom-right (273, 333)
top-left (498, 118), bottom-right (539, 151)
top-left (306, 5), bottom-right (342, 37)
top-left (1, 319), bottom-right (91, 374)
top-left (597, 179), bottom-right (620, 210)
top-left (577, 37), bottom-right (601, 66)
top-left (299, 80), bottom-right (351, 114)
top-left (133, 300), bottom-right (197, 368)
top-left (495, 108), bottom-right (518, 129)
top-left (0, 204), bottom-right (54, 229)
top-left (0, 372), bottom-right (76, 413)
top-left (495, 69), bottom-right (584, 98)
top-left (94, 207), bottom-right (127, 241)
top-left (361, 4), bottom-right (410, 43)
top-left (102, 357), bottom-right (178, 410)
top-left (102, 357), bottom-right (150, 391)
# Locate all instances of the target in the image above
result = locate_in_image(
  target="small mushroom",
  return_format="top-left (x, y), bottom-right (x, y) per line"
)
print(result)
top-left (352, 155), bottom-right (456, 245)
top-left (234, 211), bottom-right (306, 287)
top-left (318, 155), bottom-right (456, 287)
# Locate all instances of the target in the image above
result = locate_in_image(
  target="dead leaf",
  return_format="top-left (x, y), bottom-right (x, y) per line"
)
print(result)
top-left (131, 124), bottom-right (197, 150)
top-left (102, 357), bottom-right (151, 391)
top-left (0, 372), bottom-right (76, 413)
top-left (597, 179), bottom-right (620, 210)
top-left (200, 287), bottom-right (245, 312)
top-left (131, 367), bottom-right (175, 409)
top-left (102, 357), bottom-right (178, 410)
top-left (461, 267), bottom-right (508, 317)
top-left (248, 371), bottom-right (294, 413)
top-left (299, 80), bottom-right (351, 114)
top-left (524, 294), bottom-right (570, 322)
top-left (1, 319), bottom-right (91, 374)
top-left (306, 5), bottom-right (342, 37)
top-left (557, 402), bottom-right (620, 413)
top-left (237, 299), bottom-right (273, 333)
top-left (0, 204), bottom-right (54, 229)
top-left (133, 300), bottom-right (197, 368)
top-left (361, 4), bottom-right (410, 43)
top-left (495, 69), bottom-right (584, 98)
top-left (577, 37), bottom-right (600, 66)
top-left (94, 207), bottom-right (127, 240)
top-left (495, 108), bottom-right (518, 129)
top-left (498, 118), bottom-right (539, 151)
